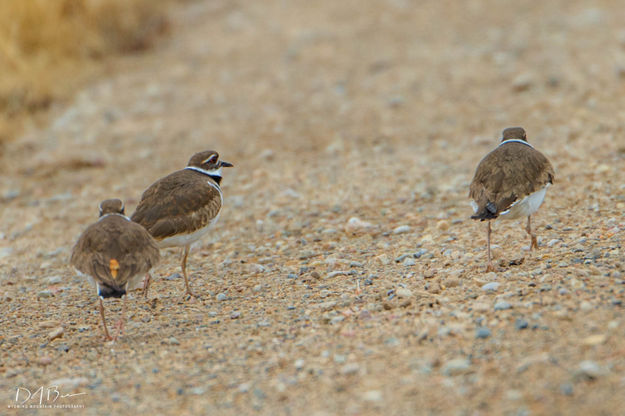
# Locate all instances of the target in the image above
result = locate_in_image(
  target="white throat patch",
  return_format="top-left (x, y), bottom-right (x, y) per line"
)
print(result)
top-left (184, 166), bottom-right (224, 202)
top-left (185, 166), bottom-right (223, 178)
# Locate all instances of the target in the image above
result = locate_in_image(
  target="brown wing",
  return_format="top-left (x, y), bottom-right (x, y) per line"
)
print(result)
top-left (70, 216), bottom-right (160, 291)
top-left (469, 142), bottom-right (554, 219)
top-left (130, 169), bottom-right (222, 240)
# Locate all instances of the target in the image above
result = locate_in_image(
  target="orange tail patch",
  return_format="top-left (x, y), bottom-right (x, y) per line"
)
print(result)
top-left (109, 259), bottom-right (120, 278)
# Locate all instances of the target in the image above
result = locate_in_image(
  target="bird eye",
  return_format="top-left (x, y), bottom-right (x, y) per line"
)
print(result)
top-left (203, 155), bottom-right (218, 164)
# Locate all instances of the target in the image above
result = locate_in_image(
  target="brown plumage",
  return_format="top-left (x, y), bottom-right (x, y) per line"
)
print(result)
top-left (71, 199), bottom-right (160, 340)
top-left (131, 169), bottom-right (223, 240)
top-left (131, 150), bottom-right (233, 298)
top-left (469, 127), bottom-right (554, 271)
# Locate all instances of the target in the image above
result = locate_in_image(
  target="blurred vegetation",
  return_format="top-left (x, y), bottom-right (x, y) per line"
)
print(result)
top-left (0, 0), bottom-right (170, 143)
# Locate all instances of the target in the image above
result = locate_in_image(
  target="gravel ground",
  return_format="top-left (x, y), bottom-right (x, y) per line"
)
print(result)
top-left (1, 0), bottom-right (624, 415)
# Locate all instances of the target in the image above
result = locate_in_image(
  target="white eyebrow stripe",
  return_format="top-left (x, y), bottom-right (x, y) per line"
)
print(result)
top-left (499, 139), bottom-right (534, 148)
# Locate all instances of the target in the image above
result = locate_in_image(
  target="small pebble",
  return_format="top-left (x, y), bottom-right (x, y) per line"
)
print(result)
top-left (576, 360), bottom-right (604, 379)
top-left (512, 73), bottom-right (533, 92)
top-left (330, 316), bottom-right (345, 325)
top-left (38, 356), bottom-right (53, 366)
top-left (580, 301), bottom-right (593, 312)
top-left (481, 282), bottom-right (500, 292)
top-left (442, 358), bottom-right (471, 376)
top-left (475, 327), bottom-right (491, 339)
top-left (166, 337), bottom-right (180, 345)
top-left (166, 273), bottom-right (181, 281)
top-left (46, 275), bottom-right (63, 284)
top-left (396, 287), bottom-right (412, 298)
top-left (327, 271), bottom-right (348, 278)
top-left (582, 334), bottom-right (606, 346)
top-left (494, 301), bottom-right (512, 311)
top-left (345, 217), bottom-right (374, 234)
top-left (560, 383), bottom-right (574, 396)
top-left (547, 239), bottom-right (560, 247)
top-left (340, 363), bottom-right (360, 375)
top-left (216, 293), bottom-right (227, 301)
top-left (334, 354), bottom-right (346, 364)
top-left (48, 377), bottom-right (89, 390)
top-left (395, 253), bottom-right (411, 262)
top-left (393, 225), bottom-right (411, 234)
top-left (47, 327), bottom-right (64, 341)
top-left (403, 257), bottom-right (416, 266)
top-left (515, 319), bottom-right (529, 330)
top-left (362, 390), bottom-right (383, 402)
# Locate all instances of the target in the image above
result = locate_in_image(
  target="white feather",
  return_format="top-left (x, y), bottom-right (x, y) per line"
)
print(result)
top-left (470, 200), bottom-right (479, 214)
top-left (157, 211), bottom-right (221, 248)
top-left (500, 184), bottom-right (550, 219)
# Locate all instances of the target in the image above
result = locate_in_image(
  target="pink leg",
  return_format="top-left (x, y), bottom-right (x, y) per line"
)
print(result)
top-left (113, 295), bottom-right (126, 341)
top-left (486, 221), bottom-right (495, 272)
top-left (142, 273), bottom-right (152, 299)
top-left (98, 298), bottom-right (113, 341)
top-left (526, 215), bottom-right (538, 250)
top-left (181, 245), bottom-right (197, 299)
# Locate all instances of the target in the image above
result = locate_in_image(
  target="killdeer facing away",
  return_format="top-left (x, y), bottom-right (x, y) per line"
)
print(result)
top-left (131, 150), bottom-right (233, 298)
top-left (469, 127), bottom-right (554, 271)
top-left (70, 199), bottom-right (160, 341)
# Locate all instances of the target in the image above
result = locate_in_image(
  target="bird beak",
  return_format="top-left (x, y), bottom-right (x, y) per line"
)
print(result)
top-left (220, 160), bottom-right (234, 168)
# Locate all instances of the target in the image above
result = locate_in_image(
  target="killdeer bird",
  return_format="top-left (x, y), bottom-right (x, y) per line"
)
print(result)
top-left (70, 199), bottom-right (160, 341)
top-left (469, 127), bottom-right (554, 271)
top-left (131, 150), bottom-right (233, 298)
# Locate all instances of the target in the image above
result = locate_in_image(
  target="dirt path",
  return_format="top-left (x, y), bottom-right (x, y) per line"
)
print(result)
top-left (1, 1), bottom-right (624, 414)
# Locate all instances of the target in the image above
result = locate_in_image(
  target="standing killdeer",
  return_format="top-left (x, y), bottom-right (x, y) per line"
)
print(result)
top-left (131, 150), bottom-right (233, 298)
top-left (70, 199), bottom-right (160, 341)
top-left (469, 127), bottom-right (554, 271)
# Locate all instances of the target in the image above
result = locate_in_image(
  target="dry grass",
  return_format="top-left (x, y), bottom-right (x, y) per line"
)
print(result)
top-left (0, 0), bottom-right (170, 143)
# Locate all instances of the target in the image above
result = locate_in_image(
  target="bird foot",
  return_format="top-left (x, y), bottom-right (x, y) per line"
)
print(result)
top-left (181, 290), bottom-right (199, 302)
top-left (486, 263), bottom-right (496, 273)
top-left (530, 237), bottom-right (539, 251)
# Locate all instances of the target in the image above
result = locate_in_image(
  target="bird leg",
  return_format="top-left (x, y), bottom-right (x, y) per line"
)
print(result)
top-left (486, 221), bottom-right (495, 272)
top-left (98, 297), bottom-right (113, 341)
top-left (113, 294), bottom-right (127, 341)
top-left (526, 215), bottom-right (538, 250)
top-left (142, 273), bottom-right (152, 299)
top-left (180, 245), bottom-right (197, 299)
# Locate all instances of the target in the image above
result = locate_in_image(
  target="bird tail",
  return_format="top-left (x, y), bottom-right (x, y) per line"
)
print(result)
top-left (471, 201), bottom-right (498, 221)
top-left (97, 283), bottom-right (126, 299)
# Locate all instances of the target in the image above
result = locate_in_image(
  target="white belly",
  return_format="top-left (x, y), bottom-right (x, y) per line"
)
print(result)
top-left (157, 212), bottom-right (220, 248)
top-left (500, 185), bottom-right (549, 220)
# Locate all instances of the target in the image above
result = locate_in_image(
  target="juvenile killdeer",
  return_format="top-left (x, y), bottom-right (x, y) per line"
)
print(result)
top-left (469, 127), bottom-right (554, 271)
top-left (131, 150), bottom-right (233, 298)
top-left (70, 199), bottom-right (160, 341)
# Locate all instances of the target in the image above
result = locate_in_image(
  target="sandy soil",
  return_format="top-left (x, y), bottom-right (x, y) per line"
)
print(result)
top-left (1, 0), bottom-right (624, 415)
